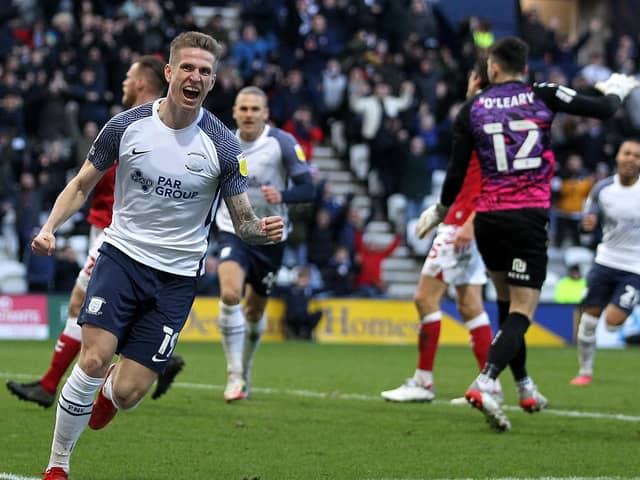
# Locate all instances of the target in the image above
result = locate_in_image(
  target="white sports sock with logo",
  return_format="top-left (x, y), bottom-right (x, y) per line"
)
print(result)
top-left (219, 301), bottom-right (245, 376)
top-left (48, 364), bottom-right (103, 472)
top-left (577, 313), bottom-right (599, 376)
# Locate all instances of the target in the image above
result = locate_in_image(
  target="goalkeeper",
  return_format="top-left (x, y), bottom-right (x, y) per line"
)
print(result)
top-left (415, 36), bottom-right (637, 432)
top-left (382, 57), bottom-right (501, 405)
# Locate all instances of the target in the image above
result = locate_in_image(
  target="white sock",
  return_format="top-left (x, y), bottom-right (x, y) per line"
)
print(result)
top-left (219, 301), bottom-right (245, 376)
top-left (243, 313), bottom-right (266, 382)
top-left (516, 376), bottom-right (534, 391)
top-left (493, 377), bottom-right (503, 395)
top-left (62, 316), bottom-right (82, 341)
top-left (464, 312), bottom-right (490, 330)
top-left (577, 313), bottom-right (599, 376)
top-left (48, 364), bottom-right (104, 472)
top-left (605, 321), bottom-right (621, 333)
top-left (413, 368), bottom-right (433, 387)
top-left (420, 311), bottom-right (442, 324)
top-left (475, 373), bottom-right (495, 393)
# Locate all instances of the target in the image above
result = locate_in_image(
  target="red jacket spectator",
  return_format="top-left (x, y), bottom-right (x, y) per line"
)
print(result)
top-left (282, 105), bottom-right (324, 161)
top-left (354, 231), bottom-right (401, 295)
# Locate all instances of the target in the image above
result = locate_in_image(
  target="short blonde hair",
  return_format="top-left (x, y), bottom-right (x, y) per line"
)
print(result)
top-left (169, 31), bottom-right (223, 66)
top-left (235, 86), bottom-right (268, 105)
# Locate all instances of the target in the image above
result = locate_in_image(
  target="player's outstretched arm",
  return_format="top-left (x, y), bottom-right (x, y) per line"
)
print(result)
top-left (32, 160), bottom-right (105, 256)
top-left (536, 73), bottom-right (639, 119)
top-left (225, 192), bottom-right (284, 244)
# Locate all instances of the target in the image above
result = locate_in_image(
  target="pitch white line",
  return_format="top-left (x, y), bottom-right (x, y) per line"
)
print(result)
top-left (0, 473), bottom-right (42, 480)
top-left (363, 478), bottom-right (640, 480)
top-left (2, 372), bottom-right (639, 423)
top-left (174, 381), bottom-right (640, 422)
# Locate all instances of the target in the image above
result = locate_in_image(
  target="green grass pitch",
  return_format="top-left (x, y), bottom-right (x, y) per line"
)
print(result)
top-left (1, 340), bottom-right (639, 479)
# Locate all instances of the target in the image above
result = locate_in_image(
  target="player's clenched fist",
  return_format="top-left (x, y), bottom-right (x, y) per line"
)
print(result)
top-left (32, 230), bottom-right (56, 256)
top-left (261, 215), bottom-right (285, 242)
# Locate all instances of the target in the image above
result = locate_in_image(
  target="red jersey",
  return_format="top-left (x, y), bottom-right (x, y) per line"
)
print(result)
top-left (442, 151), bottom-right (481, 226)
top-left (87, 164), bottom-right (116, 229)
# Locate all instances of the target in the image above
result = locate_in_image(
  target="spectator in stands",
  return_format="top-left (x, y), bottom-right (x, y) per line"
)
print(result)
top-left (297, 13), bottom-right (342, 91)
top-left (320, 58), bottom-right (347, 130)
top-left (321, 244), bottom-right (358, 297)
top-left (66, 101), bottom-right (99, 167)
top-left (578, 118), bottom-right (612, 173)
top-left (0, 93), bottom-right (26, 137)
top-left (270, 68), bottom-right (314, 126)
top-left (554, 264), bottom-right (586, 304)
top-left (202, 14), bottom-right (231, 55)
top-left (284, 203), bottom-right (314, 267)
top-left (400, 136), bottom-right (432, 223)
top-left (576, 18), bottom-right (609, 67)
top-left (349, 80), bottom-right (414, 147)
top-left (552, 153), bottom-right (594, 247)
top-left (204, 65), bottom-right (243, 129)
top-left (54, 245), bottom-right (80, 293)
top-left (354, 230), bottom-right (401, 297)
top-left (283, 104), bottom-right (324, 161)
top-left (283, 265), bottom-right (323, 340)
top-left (232, 23), bottom-right (274, 83)
top-left (579, 52), bottom-right (612, 86)
top-left (551, 32), bottom-right (590, 82)
top-left (519, 7), bottom-right (554, 72)
top-left (68, 66), bottom-right (109, 127)
top-left (14, 172), bottom-right (42, 262)
top-left (307, 207), bottom-right (337, 270)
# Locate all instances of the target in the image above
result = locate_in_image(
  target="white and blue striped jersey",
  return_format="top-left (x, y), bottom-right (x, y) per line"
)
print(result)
top-left (215, 124), bottom-right (310, 242)
top-left (87, 98), bottom-right (247, 277)
top-left (584, 174), bottom-right (640, 274)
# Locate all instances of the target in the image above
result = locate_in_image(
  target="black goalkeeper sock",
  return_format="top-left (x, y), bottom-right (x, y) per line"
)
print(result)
top-left (483, 312), bottom-right (530, 379)
top-left (495, 301), bottom-right (527, 380)
top-left (497, 300), bottom-right (510, 327)
top-left (509, 337), bottom-right (528, 381)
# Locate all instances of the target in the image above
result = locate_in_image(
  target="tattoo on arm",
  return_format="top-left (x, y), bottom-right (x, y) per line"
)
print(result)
top-left (225, 193), bottom-right (268, 244)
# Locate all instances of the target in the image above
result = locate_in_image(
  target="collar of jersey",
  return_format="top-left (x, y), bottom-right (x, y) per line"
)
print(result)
top-left (152, 98), bottom-right (203, 134)
top-left (235, 123), bottom-right (270, 147)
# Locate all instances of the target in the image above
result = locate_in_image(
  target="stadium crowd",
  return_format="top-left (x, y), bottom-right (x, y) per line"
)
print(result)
top-left (0, 0), bottom-right (639, 300)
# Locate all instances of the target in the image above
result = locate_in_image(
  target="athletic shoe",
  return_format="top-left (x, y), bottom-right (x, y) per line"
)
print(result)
top-left (518, 383), bottom-right (549, 413)
top-left (41, 467), bottom-right (68, 479)
top-left (151, 355), bottom-right (185, 400)
top-left (381, 379), bottom-right (434, 402)
top-left (6, 380), bottom-right (55, 408)
top-left (224, 375), bottom-right (246, 402)
top-left (88, 364), bottom-right (117, 430)
top-left (452, 380), bottom-right (503, 406)
top-left (452, 388), bottom-right (504, 406)
top-left (570, 374), bottom-right (592, 386)
top-left (465, 381), bottom-right (511, 432)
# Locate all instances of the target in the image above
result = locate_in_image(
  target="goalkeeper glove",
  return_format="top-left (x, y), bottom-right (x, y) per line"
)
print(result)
top-left (595, 73), bottom-right (640, 101)
top-left (415, 203), bottom-right (449, 239)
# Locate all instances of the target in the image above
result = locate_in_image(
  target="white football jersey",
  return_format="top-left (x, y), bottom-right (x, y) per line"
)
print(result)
top-left (215, 124), bottom-right (310, 242)
top-left (584, 174), bottom-right (640, 274)
top-left (88, 99), bottom-right (247, 277)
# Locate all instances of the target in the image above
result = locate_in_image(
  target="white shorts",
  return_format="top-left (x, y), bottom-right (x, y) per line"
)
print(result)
top-left (421, 224), bottom-right (487, 286)
top-left (75, 226), bottom-right (106, 292)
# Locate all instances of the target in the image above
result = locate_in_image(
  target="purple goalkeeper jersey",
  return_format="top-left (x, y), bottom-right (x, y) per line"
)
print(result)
top-left (470, 82), bottom-right (555, 211)
top-left (440, 81), bottom-right (621, 213)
